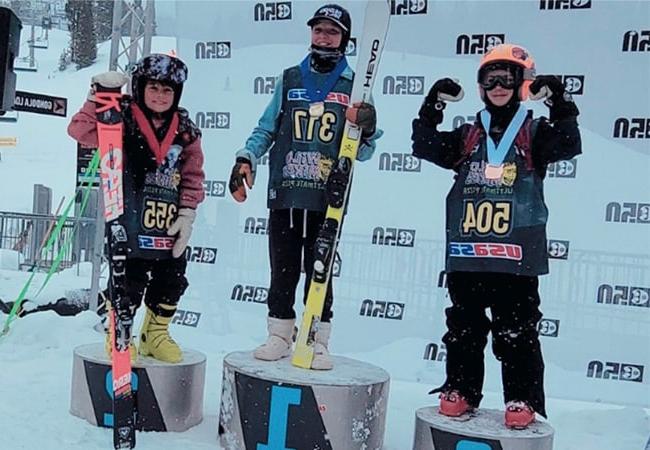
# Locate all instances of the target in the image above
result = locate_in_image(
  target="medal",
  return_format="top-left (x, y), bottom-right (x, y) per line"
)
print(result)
top-left (309, 102), bottom-right (325, 118)
top-left (479, 105), bottom-right (527, 182)
top-left (300, 55), bottom-right (348, 119)
top-left (484, 164), bottom-right (504, 180)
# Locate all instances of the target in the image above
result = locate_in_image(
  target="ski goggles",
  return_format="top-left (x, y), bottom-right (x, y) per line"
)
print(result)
top-left (479, 72), bottom-right (517, 90)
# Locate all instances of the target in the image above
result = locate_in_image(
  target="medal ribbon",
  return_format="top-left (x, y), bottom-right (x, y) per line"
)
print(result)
top-left (132, 103), bottom-right (179, 165)
top-left (479, 104), bottom-right (527, 166)
top-left (299, 54), bottom-right (348, 103)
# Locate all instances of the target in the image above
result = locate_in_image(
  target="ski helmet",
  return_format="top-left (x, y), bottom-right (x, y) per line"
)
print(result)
top-left (131, 53), bottom-right (188, 110)
top-left (307, 4), bottom-right (351, 53)
top-left (477, 44), bottom-right (536, 101)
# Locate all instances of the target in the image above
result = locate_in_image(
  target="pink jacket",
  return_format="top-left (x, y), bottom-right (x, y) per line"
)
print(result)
top-left (68, 100), bottom-right (205, 209)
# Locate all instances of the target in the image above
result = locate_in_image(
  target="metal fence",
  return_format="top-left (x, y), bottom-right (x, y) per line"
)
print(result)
top-left (0, 211), bottom-right (96, 271)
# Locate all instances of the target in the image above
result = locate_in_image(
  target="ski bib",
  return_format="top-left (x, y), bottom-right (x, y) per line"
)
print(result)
top-left (267, 65), bottom-right (352, 211)
top-left (122, 106), bottom-right (183, 259)
top-left (446, 115), bottom-right (549, 276)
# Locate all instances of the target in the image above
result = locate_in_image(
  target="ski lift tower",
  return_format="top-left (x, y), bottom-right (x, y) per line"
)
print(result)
top-left (108, 0), bottom-right (155, 75)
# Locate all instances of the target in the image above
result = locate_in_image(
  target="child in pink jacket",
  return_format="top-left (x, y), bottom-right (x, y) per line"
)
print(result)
top-left (68, 54), bottom-right (205, 363)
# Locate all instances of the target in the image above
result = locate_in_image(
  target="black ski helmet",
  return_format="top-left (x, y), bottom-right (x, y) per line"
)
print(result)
top-left (307, 4), bottom-right (351, 53)
top-left (131, 53), bottom-right (188, 111)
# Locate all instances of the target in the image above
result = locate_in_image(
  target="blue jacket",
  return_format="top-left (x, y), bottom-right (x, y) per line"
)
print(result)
top-left (237, 58), bottom-right (382, 210)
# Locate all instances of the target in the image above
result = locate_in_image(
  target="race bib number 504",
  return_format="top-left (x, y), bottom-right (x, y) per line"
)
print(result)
top-left (462, 200), bottom-right (512, 237)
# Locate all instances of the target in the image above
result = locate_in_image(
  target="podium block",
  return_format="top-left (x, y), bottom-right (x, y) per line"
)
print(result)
top-left (413, 407), bottom-right (554, 450)
top-left (219, 351), bottom-right (390, 450)
top-left (70, 343), bottom-right (205, 432)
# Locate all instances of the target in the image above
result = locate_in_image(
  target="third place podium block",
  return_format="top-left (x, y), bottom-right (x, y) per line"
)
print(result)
top-left (413, 407), bottom-right (554, 450)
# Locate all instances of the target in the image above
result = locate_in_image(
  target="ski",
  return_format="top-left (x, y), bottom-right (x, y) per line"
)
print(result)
top-left (95, 90), bottom-right (136, 449)
top-left (292, 0), bottom-right (392, 369)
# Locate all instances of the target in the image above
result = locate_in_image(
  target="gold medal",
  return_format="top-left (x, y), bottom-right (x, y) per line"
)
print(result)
top-left (309, 102), bottom-right (325, 118)
top-left (484, 164), bottom-right (504, 180)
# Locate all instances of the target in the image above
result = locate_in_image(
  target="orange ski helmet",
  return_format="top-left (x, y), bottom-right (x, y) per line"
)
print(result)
top-left (477, 44), bottom-right (536, 101)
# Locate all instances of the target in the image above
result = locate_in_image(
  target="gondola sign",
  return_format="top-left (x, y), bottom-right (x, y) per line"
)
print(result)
top-left (13, 90), bottom-right (67, 117)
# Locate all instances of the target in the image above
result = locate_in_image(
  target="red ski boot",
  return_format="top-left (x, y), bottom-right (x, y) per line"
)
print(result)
top-left (505, 401), bottom-right (535, 429)
top-left (439, 390), bottom-right (472, 417)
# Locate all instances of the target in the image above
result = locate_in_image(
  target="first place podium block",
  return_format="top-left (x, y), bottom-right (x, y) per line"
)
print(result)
top-left (219, 351), bottom-right (390, 450)
top-left (413, 407), bottom-right (554, 450)
top-left (70, 343), bottom-right (206, 432)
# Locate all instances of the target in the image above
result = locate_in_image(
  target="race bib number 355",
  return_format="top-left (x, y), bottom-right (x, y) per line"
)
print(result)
top-left (142, 199), bottom-right (177, 231)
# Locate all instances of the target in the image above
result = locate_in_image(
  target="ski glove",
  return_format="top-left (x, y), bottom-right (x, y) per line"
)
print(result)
top-left (529, 75), bottom-right (579, 122)
top-left (229, 157), bottom-right (254, 203)
top-left (167, 208), bottom-right (196, 258)
top-left (87, 71), bottom-right (129, 102)
top-left (418, 78), bottom-right (464, 127)
top-left (345, 102), bottom-right (376, 137)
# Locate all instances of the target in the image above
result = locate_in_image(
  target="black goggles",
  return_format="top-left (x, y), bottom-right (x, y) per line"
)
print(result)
top-left (479, 73), bottom-right (518, 91)
top-left (479, 73), bottom-right (517, 90)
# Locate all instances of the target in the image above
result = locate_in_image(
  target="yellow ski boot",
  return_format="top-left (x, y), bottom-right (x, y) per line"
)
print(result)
top-left (139, 304), bottom-right (182, 363)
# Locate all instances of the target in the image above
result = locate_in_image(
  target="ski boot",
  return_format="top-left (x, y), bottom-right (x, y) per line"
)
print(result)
top-left (254, 317), bottom-right (295, 361)
top-left (139, 304), bottom-right (182, 363)
top-left (505, 400), bottom-right (536, 429)
top-left (439, 390), bottom-right (472, 417)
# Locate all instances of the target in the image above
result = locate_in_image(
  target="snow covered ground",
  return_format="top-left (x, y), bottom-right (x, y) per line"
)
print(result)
top-left (0, 266), bottom-right (648, 450)
top-left (0, 26), bottom-right (649, 450)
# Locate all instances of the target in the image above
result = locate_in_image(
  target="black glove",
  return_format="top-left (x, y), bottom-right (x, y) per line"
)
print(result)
top-left (346, 102), bottom-right (376, 137)
top-left (418, 78), bottom-right (464, 127)
top-left (229, 157), bottom-right (254, 203)
top-left (530, 75), bottom-right (579, 121)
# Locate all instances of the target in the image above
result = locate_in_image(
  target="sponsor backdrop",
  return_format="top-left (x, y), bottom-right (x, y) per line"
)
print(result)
top-left (166, 0), bottom-right (649, 407)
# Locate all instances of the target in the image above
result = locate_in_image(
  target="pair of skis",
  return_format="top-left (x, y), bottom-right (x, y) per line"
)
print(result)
top-left (292, 0), bottom-right (391, 369)
top-left (95, 91), bottom-right (136, 449)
